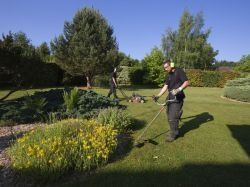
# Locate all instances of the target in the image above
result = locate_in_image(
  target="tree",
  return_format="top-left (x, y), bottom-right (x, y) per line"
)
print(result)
top-left (36, 42), bottom-right (50, 62)
top-left (118, 52), bottom-right (139, 67)
top-left (0, 31), bottom-right (37, 87)
top-left (51, 7), bottom-right (118, 88)
top-left (142, 47), bottom-right (165, 86)
top-left (161, 10), bottom-right (218, 69)
top-left (234, 55), bottom-right (250, 73)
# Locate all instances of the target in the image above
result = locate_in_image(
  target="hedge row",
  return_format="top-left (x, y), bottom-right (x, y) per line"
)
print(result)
top-left (223, 78), bottom-right (250, 102)
top-left (186, 69), bottom-right (240, 87)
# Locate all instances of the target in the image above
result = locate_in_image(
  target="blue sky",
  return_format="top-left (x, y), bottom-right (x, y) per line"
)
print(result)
top-left (0, 0), bottom-right (250, 62)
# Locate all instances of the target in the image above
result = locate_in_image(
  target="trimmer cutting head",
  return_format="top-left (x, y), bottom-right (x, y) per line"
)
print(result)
top-left (134, 139), bottom-right (158, 148)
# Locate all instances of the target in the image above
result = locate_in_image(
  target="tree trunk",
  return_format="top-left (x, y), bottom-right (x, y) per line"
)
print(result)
top-left (86, 76), bottom-right (92, 89)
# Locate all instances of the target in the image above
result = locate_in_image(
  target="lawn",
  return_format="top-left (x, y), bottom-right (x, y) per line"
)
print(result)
top-left (65, 87), bottom-right (250, 186)
top-left (1, 87), bottom-right (250, 186)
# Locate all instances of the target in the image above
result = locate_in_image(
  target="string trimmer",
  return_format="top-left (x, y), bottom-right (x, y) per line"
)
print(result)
top-left (134, 95), bottom-right (177, 148)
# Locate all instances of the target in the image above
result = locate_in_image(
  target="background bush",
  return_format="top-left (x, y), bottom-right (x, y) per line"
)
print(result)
top-left (129, 67), bottom-right (146, 85)
top-left (223, 78), bottom-right (250, 102)
top-left (7, 119), bottom-right (118, 181)
top-left (117, 66), bottom-right (131, 86)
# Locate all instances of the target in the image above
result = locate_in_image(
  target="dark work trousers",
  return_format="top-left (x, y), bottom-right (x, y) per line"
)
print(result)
top-left (107, 84), bottom-right (117, 98)
top-left (166, 101), bottom-right (183, 138)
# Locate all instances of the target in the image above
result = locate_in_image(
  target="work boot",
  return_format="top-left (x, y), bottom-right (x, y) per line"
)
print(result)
top-left (166, 134), bottom-right (178, 142)
top-left (166, 136), bottom-right (175, 142)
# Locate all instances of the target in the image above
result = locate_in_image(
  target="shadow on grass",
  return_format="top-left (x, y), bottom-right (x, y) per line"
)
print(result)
top-left (130, 118), bottom-right (146, 131)
top-left (62, 163), bottom-right (250, 187)
top-left (227, 124), bottom-right (250, 158)
top-left (179, 112), bottom-right (214, 137)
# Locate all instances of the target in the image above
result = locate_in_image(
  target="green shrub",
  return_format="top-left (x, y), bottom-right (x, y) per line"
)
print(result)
top-left (0, 88), bottom-right (121, 124)
top-left (97, 108), bottom-right (132, 132)
top-left (129, 67), bottom-right (146, 85)
top-left (223, 78), bottom-right (250, 102)
top-left (7, 119), bottom-right (118, 181)
top-left (63, 87), bottom-right (79, 113)
top-left (22, 94), bottom-right (47, 114)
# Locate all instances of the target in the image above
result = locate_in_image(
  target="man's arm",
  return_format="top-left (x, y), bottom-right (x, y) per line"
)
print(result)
top-left (152, 84), bottom-right (168, 101)
top-left (172, 80), bottom-right (189, 95)
top-left (157, 84), bottom-right (168, 97)
top-left (180, 80), bottom-right (189, 90)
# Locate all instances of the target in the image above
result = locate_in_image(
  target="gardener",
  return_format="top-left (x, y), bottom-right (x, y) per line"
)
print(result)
top-left (153, 59), bottom-right (189, 142)
top-left (107, 67), bottom-right (118, 99)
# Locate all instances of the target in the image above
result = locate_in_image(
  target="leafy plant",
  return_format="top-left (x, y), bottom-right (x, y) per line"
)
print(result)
top-left (22, 94), bottom-right (47, 114)
top-left (97, 107), bottom-right (132, 132)
top-left (0, 88), bottom-right (121, 125)
top-left (63, 87), bottom-right (79, 113)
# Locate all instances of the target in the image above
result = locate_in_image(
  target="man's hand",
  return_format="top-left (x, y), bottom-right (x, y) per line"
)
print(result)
top-left (171, 87), bottom-right (183, 96)
top-left (152, 95), bottom-right (159, 102)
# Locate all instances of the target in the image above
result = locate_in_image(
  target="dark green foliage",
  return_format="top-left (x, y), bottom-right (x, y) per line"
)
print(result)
top-left (129, 66), bottom-right (146, 85)
top-left (0, 31), bottom-right (62, 88)
top-left (93, 75), bottom-right (109, 87)
top-left (36, 42), bottom-right (50, 62)
top-left (51, 7), bottom-right (119, 86)
top-left (0, 88), bottom-right (121, 125)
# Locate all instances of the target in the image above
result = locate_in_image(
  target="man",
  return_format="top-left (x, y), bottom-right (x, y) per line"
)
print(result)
top-left (153, 59), bottom-right (189, 142)
top-left (107, 67), bottom-right (118, 99)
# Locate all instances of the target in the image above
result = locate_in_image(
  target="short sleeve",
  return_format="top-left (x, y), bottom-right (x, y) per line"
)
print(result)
top-left (178, 69), bottom-right (188, 82)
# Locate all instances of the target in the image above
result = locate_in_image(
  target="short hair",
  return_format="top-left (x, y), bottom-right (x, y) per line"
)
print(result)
top-left (163, 59), bottom-right (171, 65)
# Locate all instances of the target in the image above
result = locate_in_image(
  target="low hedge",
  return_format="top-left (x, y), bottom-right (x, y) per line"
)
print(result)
top-left (223, 78), bottom-right (250, 102)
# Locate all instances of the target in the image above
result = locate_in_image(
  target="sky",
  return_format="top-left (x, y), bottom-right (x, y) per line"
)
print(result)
top-left (0, 0), bottom-right (250, 62)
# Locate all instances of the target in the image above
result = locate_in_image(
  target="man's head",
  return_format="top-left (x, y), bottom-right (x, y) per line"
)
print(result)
top-left (163, 59), bottom-right (174, 73)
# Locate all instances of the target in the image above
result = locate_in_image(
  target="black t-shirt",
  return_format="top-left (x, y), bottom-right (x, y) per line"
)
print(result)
top-left (165, 68), bottom-right (188, 100)
top-left (109, 72), bottom-right (117, 85)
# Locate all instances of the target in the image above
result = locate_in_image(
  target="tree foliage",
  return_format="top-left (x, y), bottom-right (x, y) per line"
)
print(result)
top-left (142, 47), bottom-right (165, 86)
top-left (161, 10), bottom-right (218, 69)
top-left (51, 7), bottom-right (118, 87)
top-left (36, 42), bottom-right (50, 62)
top-left (234, 54), bottom-right (250, 73)
top-left (0, 31), bottom-right (61, 90)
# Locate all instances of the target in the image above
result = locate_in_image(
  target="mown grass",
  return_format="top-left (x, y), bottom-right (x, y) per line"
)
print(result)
top-left (1, 87), bottom-right (250, 186)
top-left (64, 87), bottom-right (250, 186)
